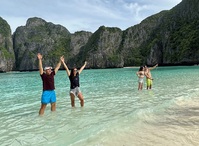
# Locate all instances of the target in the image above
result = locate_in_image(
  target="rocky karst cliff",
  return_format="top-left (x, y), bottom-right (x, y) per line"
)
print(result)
top-left (120, 10), bottom-right (168, 66)
top-left (0, 17), bottom-right (15, 72)
top-left (76, 26), bottom-right (124, 68)
top-left (141, 0), bottom-right (199, 65)
top-left (0, 0), bottom-right (199, 72)
top-left (13, 17), bottom-right (71, 71)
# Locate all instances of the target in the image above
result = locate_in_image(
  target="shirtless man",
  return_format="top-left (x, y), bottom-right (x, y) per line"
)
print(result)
top-left (144, 64), bottom-right (158, 90)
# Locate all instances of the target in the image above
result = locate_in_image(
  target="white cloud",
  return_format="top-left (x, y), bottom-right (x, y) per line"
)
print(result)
top-left (0, 0), bottom-right (182, 34)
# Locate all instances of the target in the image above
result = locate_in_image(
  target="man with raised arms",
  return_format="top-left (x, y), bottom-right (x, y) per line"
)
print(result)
top-left (144, 64), bottom-right (158, 90)
top-left (37, 53), bottom-right (63, 115)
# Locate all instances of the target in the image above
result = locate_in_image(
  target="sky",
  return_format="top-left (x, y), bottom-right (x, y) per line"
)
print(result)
top-left (0, 0), bottom-right (182, 34)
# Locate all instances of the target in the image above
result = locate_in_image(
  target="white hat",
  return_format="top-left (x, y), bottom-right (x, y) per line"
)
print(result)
top-left (44, 66), bottom-right (52, 70)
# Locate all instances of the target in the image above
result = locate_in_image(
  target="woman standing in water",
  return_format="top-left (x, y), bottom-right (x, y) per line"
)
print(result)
top-left (61, 57), bottom-right (87, 107)
top-left (136, 66), bottom-right (145, 90)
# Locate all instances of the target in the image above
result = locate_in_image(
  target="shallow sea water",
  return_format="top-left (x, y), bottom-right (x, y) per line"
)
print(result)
top-left (1, 66), bottom-right (199, 146)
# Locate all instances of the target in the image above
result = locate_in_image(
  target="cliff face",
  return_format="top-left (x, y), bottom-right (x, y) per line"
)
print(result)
top-left (0, 17), bottom-right (15, 72)
top-left (70, 31), bottom-right (92, 56)
top-left (13, 17), bottom-right (71, 71)
top-left (142, 0), bottom-right (199, 65)
top-left (1, 0), bottom-right (199, 71)
top-left (121, 11), bottom-right (168, 66)
top-left (76, 26), bottom-right (124, 68)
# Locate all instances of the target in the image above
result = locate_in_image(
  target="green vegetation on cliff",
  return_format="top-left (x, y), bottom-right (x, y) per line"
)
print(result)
top-left (0, 17), bottom-right (11, 37)
top-left (2, 0), bottom-right (199, 71)
top-left (0, 46), bottom-right (14, 59)
top-left (0, 17), bottom-right (15, 72)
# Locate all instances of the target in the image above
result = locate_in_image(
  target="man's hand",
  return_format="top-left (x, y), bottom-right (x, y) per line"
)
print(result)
top-left (37, 53), bottom-right (42, 60)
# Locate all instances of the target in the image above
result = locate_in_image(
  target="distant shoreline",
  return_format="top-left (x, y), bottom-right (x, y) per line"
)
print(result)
top-left (1, 64), bottom-right (198, 73)
top-left (123, 66), bottom-right (139, 68)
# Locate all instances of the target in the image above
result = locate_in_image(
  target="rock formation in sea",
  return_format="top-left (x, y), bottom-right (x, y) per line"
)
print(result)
top-left (0, 17), bottom-right (15, 72)
top-left (13, 17), bottom-right (71, 71)
top-left (0, 0), bottom-right (199, 72)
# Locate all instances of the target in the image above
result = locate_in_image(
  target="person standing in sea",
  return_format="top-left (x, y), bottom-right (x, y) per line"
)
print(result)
top-left (61, 57), bottom-right (87, 107)
top-left (37, 53), bottom-right (63, 115)
top-left (136, 66), bottom-right (145, 90)
top-left (144, 64), bottom-right (158, 90)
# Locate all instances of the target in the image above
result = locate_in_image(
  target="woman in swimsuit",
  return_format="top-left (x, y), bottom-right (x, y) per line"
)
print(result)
top-left (136, 66), bottom-right (145, 90)
top-left (61, 57), bottom-right (87, 107)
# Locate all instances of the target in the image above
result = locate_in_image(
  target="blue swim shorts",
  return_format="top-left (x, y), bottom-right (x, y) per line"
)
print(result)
top-left (41, 90), bottom-right (56, 104)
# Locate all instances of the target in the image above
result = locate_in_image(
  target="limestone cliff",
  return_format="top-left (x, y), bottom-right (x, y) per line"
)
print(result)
top-left (13, 17), bottom-right (71, 71)
top-left (0, 17), bottom-right (15, 72)
top-left (1, 0), bottom-right (199, 71)
top-left (76, 26), bottom-right (124, 68)
top-left (121, 11), bottom-right (167, 66)
top-left (70, 31), bottom-right (92, 56)
top-left (142, 0), bottom-right (199, 65)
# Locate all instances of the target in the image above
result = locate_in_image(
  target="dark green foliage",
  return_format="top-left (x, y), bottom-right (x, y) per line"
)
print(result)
top-left (0, 17), bottom-right (11, 37)
top-left (0, 46), bottom-right (14, 59)
top-left (163, 19), bottom-right (199, 63)
top-left (48, 37), bottom-right (71, 62)
top-left (123, 47), bottom-right (143, 66)
top-left (136, 0), bottom-right (199, 65)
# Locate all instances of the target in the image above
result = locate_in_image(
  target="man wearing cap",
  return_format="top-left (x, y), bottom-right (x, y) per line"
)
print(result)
top-left (37, 53), bottom-right (63, 115)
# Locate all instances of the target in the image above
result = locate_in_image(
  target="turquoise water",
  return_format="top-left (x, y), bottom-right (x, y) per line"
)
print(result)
top-left (1, 66), bottom-right (199, 146)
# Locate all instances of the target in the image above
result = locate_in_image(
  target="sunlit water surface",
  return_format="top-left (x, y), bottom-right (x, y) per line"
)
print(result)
top-left (1, 66), bottom-right (199, 146)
